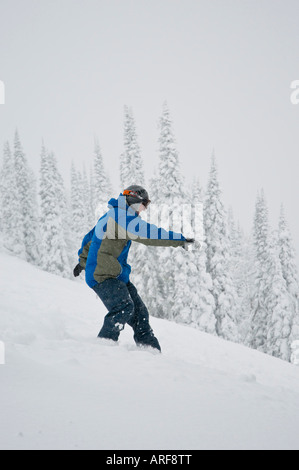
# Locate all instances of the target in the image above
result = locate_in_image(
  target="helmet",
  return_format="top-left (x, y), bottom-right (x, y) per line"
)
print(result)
top-left (123, 185), bottom-right (151, 208)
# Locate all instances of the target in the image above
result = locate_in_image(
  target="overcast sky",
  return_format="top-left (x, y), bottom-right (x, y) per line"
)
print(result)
top-left (1, 0), bottom-right (299, 262)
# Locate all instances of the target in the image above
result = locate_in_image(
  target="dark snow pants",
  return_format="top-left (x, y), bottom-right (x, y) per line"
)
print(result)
top-left (92, 279), bottom-right (161, 351)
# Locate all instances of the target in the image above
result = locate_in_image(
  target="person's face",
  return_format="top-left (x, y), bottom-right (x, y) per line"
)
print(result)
top-left (138, 203), bottom-right (147, 214)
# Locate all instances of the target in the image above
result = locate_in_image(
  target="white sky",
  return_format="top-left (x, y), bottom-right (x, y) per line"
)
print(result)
top-left (0, 0), bottom-right (299, 263)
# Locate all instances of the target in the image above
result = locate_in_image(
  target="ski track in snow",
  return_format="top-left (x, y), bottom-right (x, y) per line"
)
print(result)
top-left (1, 252), bottom-right (299, 450)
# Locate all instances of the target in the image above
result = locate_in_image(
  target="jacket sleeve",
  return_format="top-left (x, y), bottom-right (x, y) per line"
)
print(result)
top-left (78, 227), bottom-right (95, 268)
top-left (125, 217), bottom-right (186, 248)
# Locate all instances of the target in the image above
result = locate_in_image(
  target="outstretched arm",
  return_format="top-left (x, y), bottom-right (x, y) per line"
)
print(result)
top-left (125, 217), bottom-right (186, 248)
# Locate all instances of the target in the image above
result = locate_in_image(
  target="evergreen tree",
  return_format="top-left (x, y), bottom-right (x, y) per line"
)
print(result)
top-left (54, 157), bottom-right (73, 269)
top-left (227, 208), bottom-right (243, 301)
top-left (203, 154), bottom-right (238, 341)
top-left (81, 165), bottom-right (93, 233)
top-left (139, 171), bottom-right (165, 319)
top-left (291, 307), bottom-right (299, 349)
top-left (190, 181), bottom-right (216, 333)
top-left (250, 190), bottom-right (270, 352)
top-left (191, 178), bottom-right (204, 244)
top-left (14, 130), bottom-right (40, 264)
top-left (64, 187), bottom-right (75, 269)
top-left (70, 163), bottom-right (86, 252)
top-left (156, 102), bottom-right (186, 319)
top-left (172, 178), bottom-right (216, 332)
top-left (93, 139), bottom-right (112, 220)
top-left (120, 106), bottom-right (144, 189)
top-left (158, 102), bottom-right (184, 203)
top-left (266, 230), bottom-right (293, 361)
top-left (227, 209), bottom-right (254, 342)
top-left (0, 141), bottom-right (25, 257)
top-left (172, 236), bottom-right (216, 333)
top-left (26, 167), bottom-right (41, 265)
top-left (278, 205), bottom-right (299, 345)
top-left (39, 145), bottom-right (70, 277)
top-left (250, 193), bottom-right (294, 360)
top-left (89, 166), bottom-right (96, 226)
top-left (236, 232), bottom-right (255, 345)
top-left (139, 245), bottom-right (165, 319)
top-left (192, 241), bottom-right (216, 333)
top-left (153, 103), bottom-right (208, 329)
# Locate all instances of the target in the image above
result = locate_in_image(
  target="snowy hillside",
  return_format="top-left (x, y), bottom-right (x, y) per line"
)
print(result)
top-left (1, 253), bottom-right (299, 450)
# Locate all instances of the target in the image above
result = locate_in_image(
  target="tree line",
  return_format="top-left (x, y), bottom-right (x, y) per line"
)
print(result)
top-left (0, 102), bottom-right (298, 362)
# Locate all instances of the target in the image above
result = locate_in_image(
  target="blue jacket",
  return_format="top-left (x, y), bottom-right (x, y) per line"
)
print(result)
top-left (78, 194), bottom-right (186, 287)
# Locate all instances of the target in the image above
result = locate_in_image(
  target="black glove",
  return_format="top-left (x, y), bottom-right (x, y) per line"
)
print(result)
top-left (183, 238), bottom-right (195, 251)
top-left (73, 263), bottom-right (84, 277)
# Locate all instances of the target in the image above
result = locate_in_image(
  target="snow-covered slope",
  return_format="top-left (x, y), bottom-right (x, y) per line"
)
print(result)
top-left (1, 252), bottom-right (299, 450)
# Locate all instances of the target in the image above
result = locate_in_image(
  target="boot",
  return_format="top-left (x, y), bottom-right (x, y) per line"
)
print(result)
top-left (134, 331), bottom-right (161, 352)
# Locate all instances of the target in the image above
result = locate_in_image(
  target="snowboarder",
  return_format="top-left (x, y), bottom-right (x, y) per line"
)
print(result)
top-left (73, 185), bottom-right (194, 351)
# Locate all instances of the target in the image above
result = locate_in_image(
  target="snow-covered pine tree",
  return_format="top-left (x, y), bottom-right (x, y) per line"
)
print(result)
top-left (266, 229), bottom-right (293, 361)
top-left (139, 171), bottom-right (165, 319)
top-left (0, 141), bottom-right (26, 257)
top-left (14, 130), bottom-right (40, 264)
top-left (70, 163), bottom-right (86, 253)
top-left (278, 205), bottom-right (299, 346)
top-left (191, 240), bottom-right (216, 333)
top-left (203, 153), bottom-right (238, 341)
top-left (237, 232), bottom-right (255, 345)
top-left (158, 102), bottom-right (183, 204)
top-left (89, 166), bottom-right (96, 225)
top-left (172, 177), bottom-right (215, 330)
top-left (227, 207), bottom-right (241, 272)
top-left (53, 157), bottom-right (73, 269)
top-left (191, 178), bottom-right (204, 241)
top-left (227, 208), bottom-right (254, 343)
top-left (172, 247), bottom-right (197, 325)
top-left (227, 208), bottom-right (242, 302)
top-left (250, 192), bottom-right (293, 361)
top-left (26, 167), bottom-right (41, 265)
top-left (156, 102), bottom-right (187, 320)
top-left (39, 145), bottom-right (70, 277)
top-left (187, 180), bottom-right (216, 333)
top-left (81, 165), bottom-right (94, 234)
top-left (156, 102), bottom-right (206, 328)
top-left (250, 190), bottom-right (270, 352)
top-left (93, 138), bottom-right (112, 220)
top-left (120, 106), bottom-right (144, 189)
